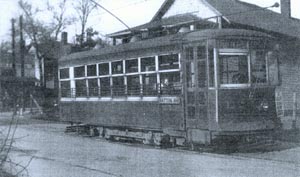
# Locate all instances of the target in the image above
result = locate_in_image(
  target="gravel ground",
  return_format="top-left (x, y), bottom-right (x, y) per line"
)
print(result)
top-left (1, 112), bottom-right (300, 177)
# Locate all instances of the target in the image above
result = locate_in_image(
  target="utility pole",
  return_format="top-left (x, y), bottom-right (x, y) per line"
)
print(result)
top-left (20, 15), bottom-right (25, 115)
top-left (11, 18), bottom-right (16, 75)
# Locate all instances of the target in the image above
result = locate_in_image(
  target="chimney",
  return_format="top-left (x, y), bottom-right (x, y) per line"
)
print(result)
top-left (281, 0), bottom-right (291, 18)
top-left (61, 32), bottom-right (68, 45)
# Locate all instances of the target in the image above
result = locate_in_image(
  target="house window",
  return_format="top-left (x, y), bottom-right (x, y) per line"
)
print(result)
top-left (141, 57), bottom-right (155, 72)
top-left (219, 55), bottom-right (249, 85)
top-left (251, 51), bottom-right (267, 83)
top-left (74, 66), bottom-right (85, 78)
top-left (159, 54), bottom-right (179, 70)
top-left (99, 63), bottom-right (109, 76)
top-left (112, 61), bottom-right (123, 74)
top-left (87, 64), bottom-right (97, 77)
top-left (126, 59), bottom-right (138, 73)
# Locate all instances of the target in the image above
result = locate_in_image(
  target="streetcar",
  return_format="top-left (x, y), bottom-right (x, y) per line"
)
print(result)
top-left (58, 28), bottom-right (281, 146)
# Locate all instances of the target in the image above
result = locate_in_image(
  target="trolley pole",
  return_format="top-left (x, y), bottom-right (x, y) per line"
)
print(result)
top-left (20, 15), bottom-right (25, 115)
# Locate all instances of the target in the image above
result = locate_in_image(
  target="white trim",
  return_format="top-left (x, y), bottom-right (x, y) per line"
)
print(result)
top-left (60, 96), bottom-right (178, 102)
top-left (219, 49), bottom-right (248, 55)
top-left (220, 84), bottom-right (251, 88)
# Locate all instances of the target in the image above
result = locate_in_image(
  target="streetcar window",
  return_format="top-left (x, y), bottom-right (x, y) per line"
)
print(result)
top-left (60, 81), bottom-right (70, 97)
top-left (208, 49), bottom-right (214, 87)
top-left (267, 51), bottom-right (279, 85)
top-left (74, 66), bottom-right (85, 78)
top-left (219, 55), bottom-right (248, 84)
top-left (197, 92), bottom-right (206, 105)
top-left (88, 79), bottom-right (98, 97)
top-left (100, 78), bottom-right (110, 96)
top-left (59, 68), bottom-right (69, 79)
top-left (112, 77), bottom-right (125, 96)
top-left (160, 72), bottom-right (181, 95)
top-left (186, 47), bottom-right (195, 88)
top-left (126, 59), bottom-right (138, 73)
top-left (87, 64), bottom-right (97, 77)
top-left (112, 61), bottom-right (123, 74)
top-left (186, 47), bottom-right (194, 61)
top-left (187, 106), bottom-right (196, 119)
top-left (99, 63), bottom-right (109, 76)
top-left (251, 51), bottom-right (267, 83)
top-left (142, 74), bottom-right (157, 96)
top-left (141, 57), bottom-right (155, 72)
top-left (75, 79), bottom-right (87, 97)
top-left (127, 75), bottom-right (140, 96)
top-left (197, 46), bottom-right (206, 60)
top-left (159, 54), bottom-right (179, 70)
top-left (218, 39), bottom-right (248, 49)
top-left (198, 61), bottom-right (206, 87)
top-left (186, 62), bottom-right (195, 88)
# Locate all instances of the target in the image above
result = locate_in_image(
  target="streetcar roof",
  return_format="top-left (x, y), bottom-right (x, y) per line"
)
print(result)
top-left (60, 29), bottom-right (271, 65)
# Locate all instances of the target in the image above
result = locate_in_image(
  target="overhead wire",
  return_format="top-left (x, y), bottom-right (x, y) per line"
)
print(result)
top-left (89, 0), bottom-right (132, 31)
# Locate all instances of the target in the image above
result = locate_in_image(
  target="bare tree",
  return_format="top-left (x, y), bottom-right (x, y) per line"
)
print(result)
top-left (73, 0), bottom-right (97, 47)
top-left (18, 0), bottom-right (51, 87)
top-left (47, 0), bottom-right (76, 41)
top-left (18, 0), bottom-right (75, 87)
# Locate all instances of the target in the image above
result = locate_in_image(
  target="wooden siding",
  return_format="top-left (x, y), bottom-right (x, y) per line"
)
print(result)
top-left (162, 0), bottom-right (218, 22)
top-left (276, 40), bottom-right (300, 116)
top-left (60, 101), bottom-right (184, 131)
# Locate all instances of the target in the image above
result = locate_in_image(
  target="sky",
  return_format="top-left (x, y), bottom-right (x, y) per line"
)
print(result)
top-left (0, 0), bottom-right (299, 43)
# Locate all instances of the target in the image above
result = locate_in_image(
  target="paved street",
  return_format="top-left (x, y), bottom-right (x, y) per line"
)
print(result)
top-left (1, 113), bottom-right (300, 177)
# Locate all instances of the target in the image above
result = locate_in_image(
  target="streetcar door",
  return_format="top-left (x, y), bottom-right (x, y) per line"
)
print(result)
top-left (184, 44), bottom-right (208, 129)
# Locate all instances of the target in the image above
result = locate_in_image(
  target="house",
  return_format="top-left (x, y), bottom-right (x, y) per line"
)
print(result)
top-left (0, 42), bottom-right (36, 111)
top-left (108, 0), bottom-right (300, 129)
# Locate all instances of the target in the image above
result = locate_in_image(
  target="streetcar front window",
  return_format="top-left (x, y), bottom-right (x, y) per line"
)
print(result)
top-left (219, 55), bottom-right (249, 85)
top-left (251, 51), bottom-right (267, 83)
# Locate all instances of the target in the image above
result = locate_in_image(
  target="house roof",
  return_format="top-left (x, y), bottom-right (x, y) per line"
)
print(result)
top-left (206, 0), bottom-right (300, 38)
top-left (109, 0), bottom-right (300, 39)
top-left (108, 14), bottom-right (205, 37)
